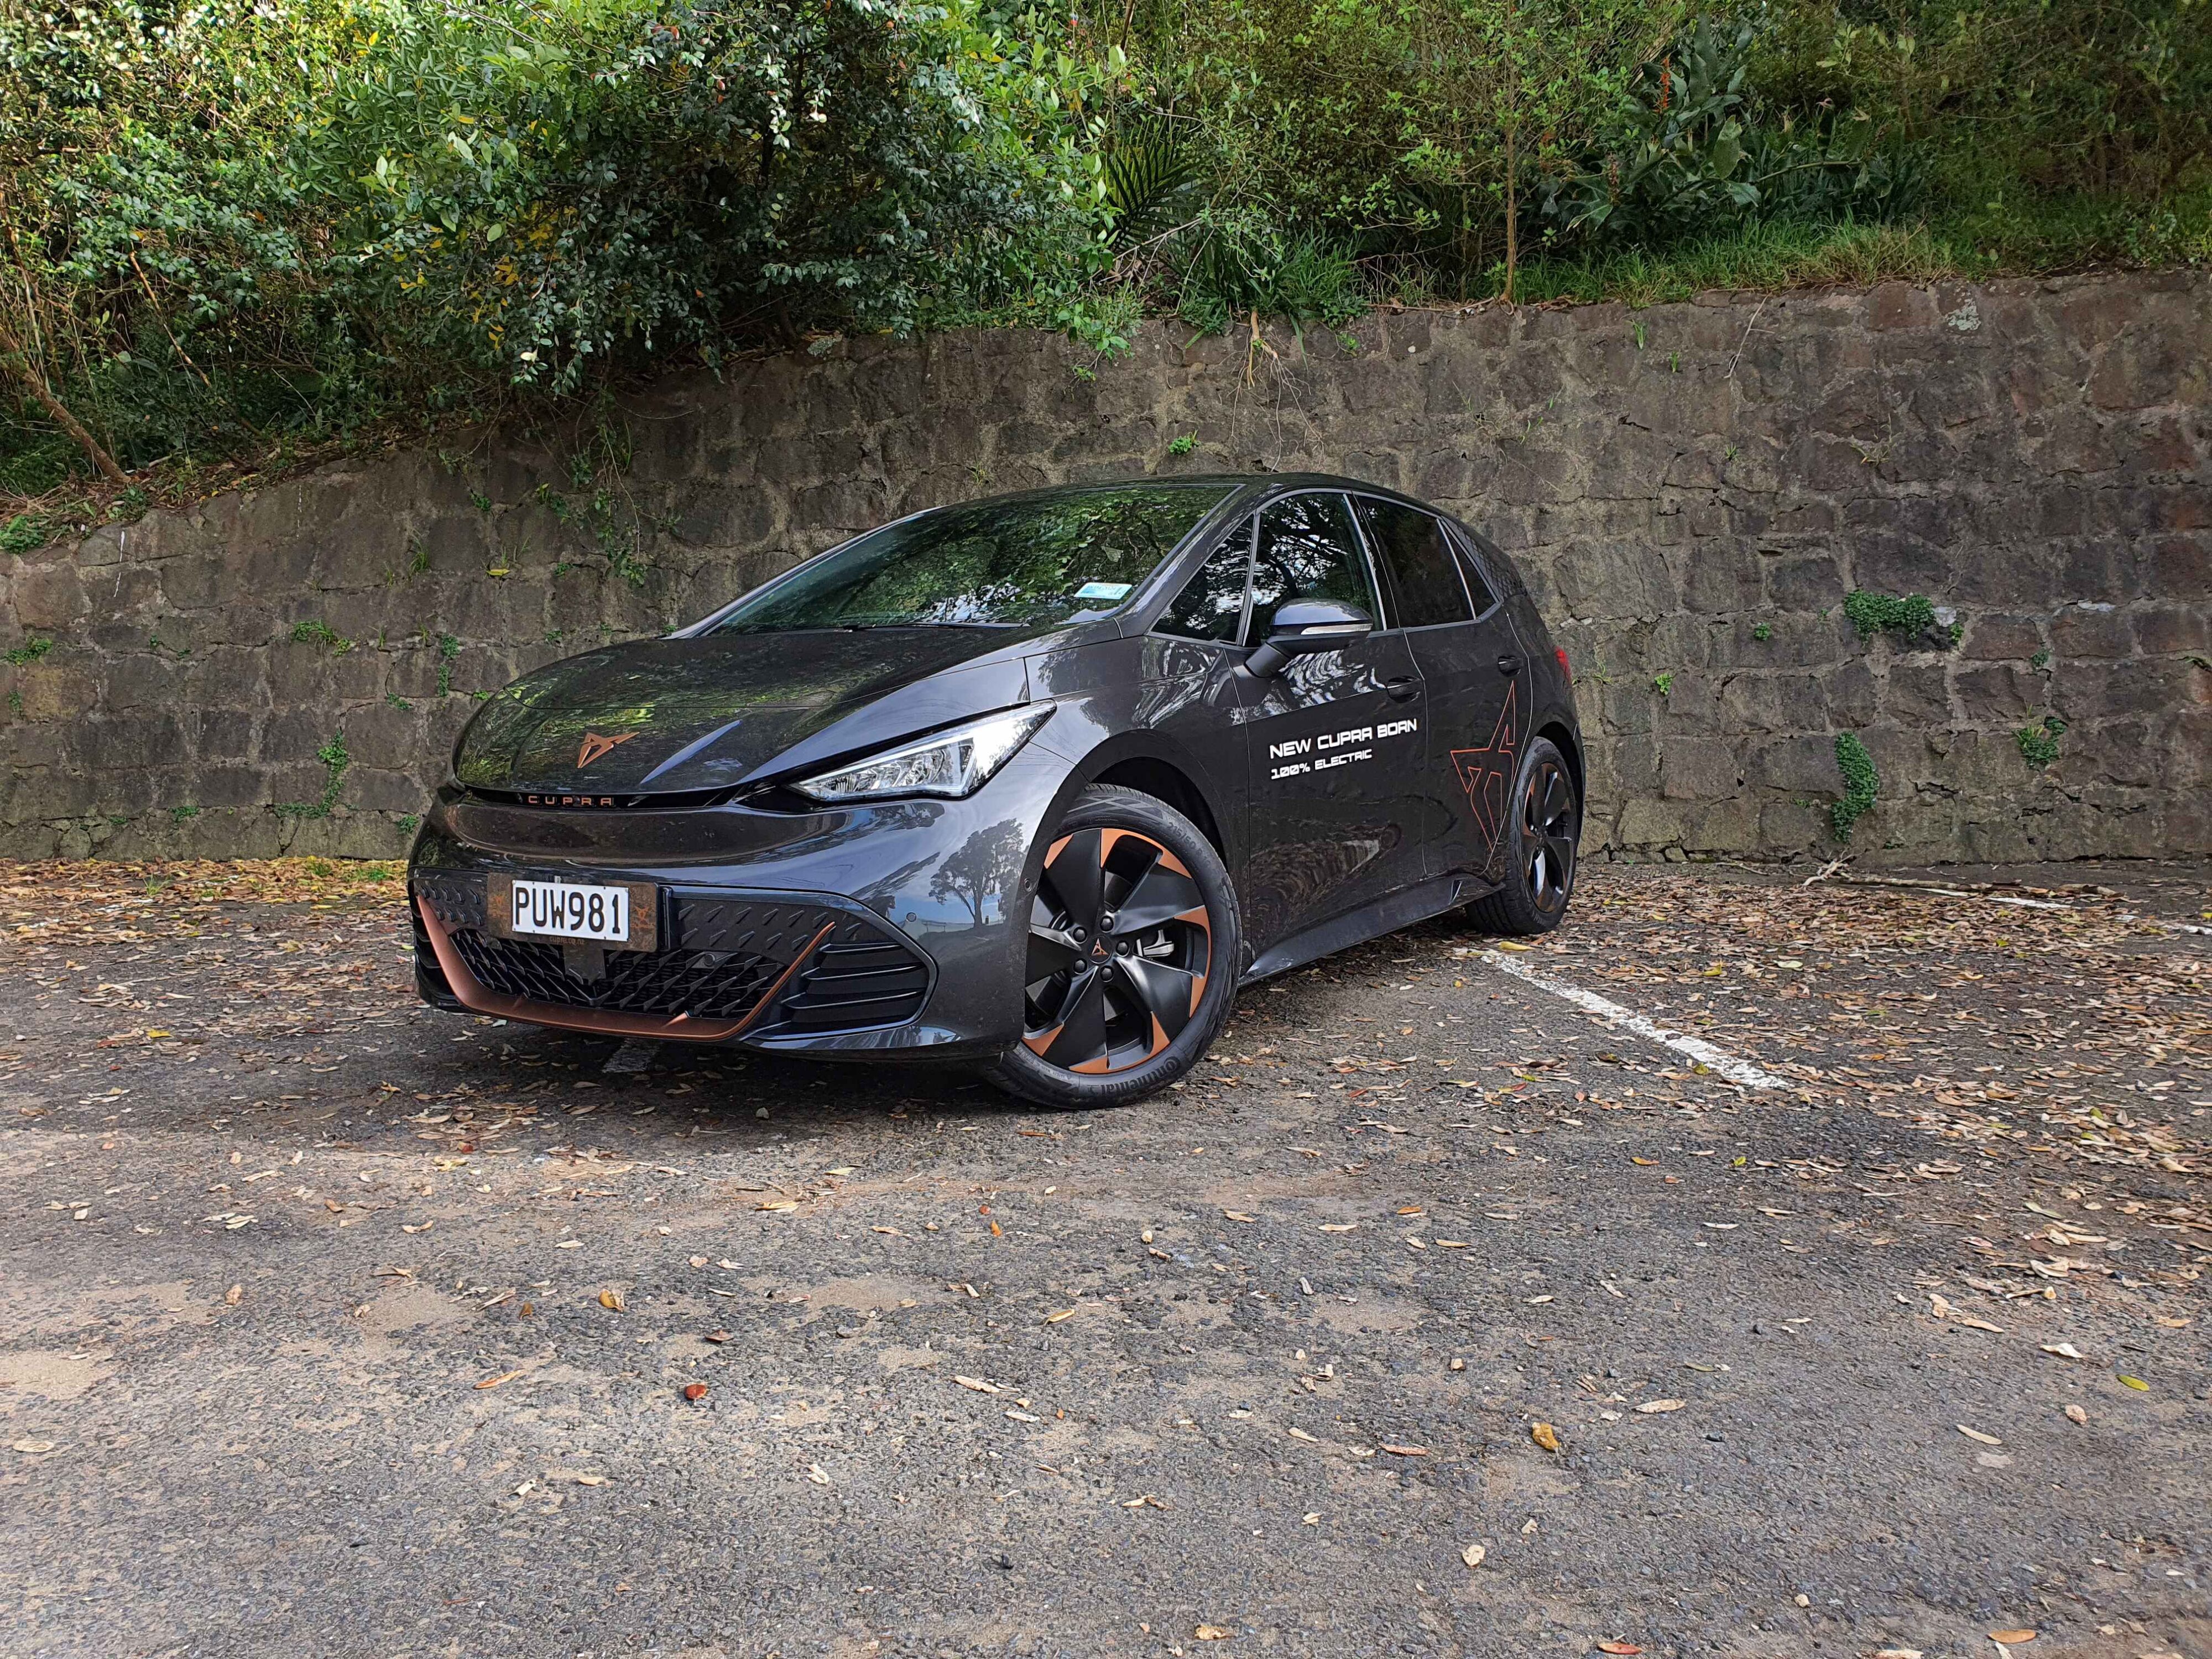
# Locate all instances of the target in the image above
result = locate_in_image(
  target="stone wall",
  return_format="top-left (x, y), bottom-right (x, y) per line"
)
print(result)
top-left (2, 271), bottom-right (2207, 864)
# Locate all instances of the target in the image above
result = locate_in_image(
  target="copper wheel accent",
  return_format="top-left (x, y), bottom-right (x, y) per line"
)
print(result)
top-left (1020, 826), bottom-right (1213, 1075)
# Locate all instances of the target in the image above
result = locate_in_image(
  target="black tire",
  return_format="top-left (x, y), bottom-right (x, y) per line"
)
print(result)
top-left (982, 784), bottom-right (1241, 1109)
top-left (1465, 735), bottom-right (1580, 936)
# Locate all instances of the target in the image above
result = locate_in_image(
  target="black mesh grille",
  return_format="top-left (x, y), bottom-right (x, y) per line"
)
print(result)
top-left (410, 874), bottom-right (930, 1033)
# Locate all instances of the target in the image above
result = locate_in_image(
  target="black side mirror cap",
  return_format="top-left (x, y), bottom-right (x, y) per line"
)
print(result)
top-left (1243, 598), bottom-right (1374, 679)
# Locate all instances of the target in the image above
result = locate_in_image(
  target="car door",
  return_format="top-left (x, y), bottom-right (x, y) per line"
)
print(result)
top-left (1358, 497), bottom-right (1527, 884)
top-left (1234, 491), bottom-right (1427, 948)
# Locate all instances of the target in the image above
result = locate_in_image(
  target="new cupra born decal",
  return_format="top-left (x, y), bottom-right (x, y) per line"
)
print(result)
top-left (408, 476), bottom-right (1583, 1107)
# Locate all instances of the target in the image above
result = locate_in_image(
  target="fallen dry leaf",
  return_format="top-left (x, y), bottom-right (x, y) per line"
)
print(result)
top-left (2117, 1374), bottom-right (2150, 1391)
top-left (756, 1199), bottom-right (800, 1213)
top-left (1318, 1222), bottom-right (1358, 1233)
top-left (807, 1463), bottom-right (831, 1485)
top-left (1872, 1648), bottom-right (1924, 1658)
top-left (1224, 1210), bottom-right (1258, 1223)
top-left (224, 1284), bottom-right (242, 1306)
top-left (1987, 1630), bottom-right (2036, 1646)
top-left (11, 1439), bottom-right (56, 1454)
top-left (1462, 1543), bottom-right (1486, 1568)
top-left (1957, 1425), bottom-right (2003, 1446)
top-left (703, 1329), bottom-right (732, 1344)
top-left (473, 1370), bottom-right (523, 1391)
top-left (954, 1375), bottom-right (1001, 1394)
top-left (1195, 1626), bottom-right (1231, 1642)
top-left (1634, 1399), bottom-right (1686, 1414)
top-left (1379, 1442), bottom-right (1428, 1457)
top-left (598, 1289), bottom-right (626, 1313)
top-left (1531, 1422), bottom-right (1562, 1453)
top-left (1597, 1644), bottom-right (1643, 1656)
top-left (2064, 1404), bottom-right (2088, 1425)
top-left (2041, 1343), bottom-right (2084, 1360)
top-left (682, 1383), bottom-right (708, 1402)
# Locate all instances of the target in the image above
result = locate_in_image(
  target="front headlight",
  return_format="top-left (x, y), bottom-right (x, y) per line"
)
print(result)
top-left (792, 706), bottom-right (1053, 803)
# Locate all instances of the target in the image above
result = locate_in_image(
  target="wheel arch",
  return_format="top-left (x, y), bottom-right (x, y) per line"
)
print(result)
top-left (1535, 718), bottom-right (1585, 817)
top-left (1087, 754), bottom-right (1226, 859)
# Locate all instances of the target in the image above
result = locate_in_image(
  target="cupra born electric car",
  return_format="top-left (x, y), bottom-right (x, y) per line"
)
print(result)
top-left (408, 476), bottom-right (1583, 1107)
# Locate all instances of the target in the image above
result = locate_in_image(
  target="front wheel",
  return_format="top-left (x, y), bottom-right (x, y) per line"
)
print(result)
top-left (982, 785), bottom-right (1240, 1109)
top-left (1466, 735), bottom-right (1580, 936)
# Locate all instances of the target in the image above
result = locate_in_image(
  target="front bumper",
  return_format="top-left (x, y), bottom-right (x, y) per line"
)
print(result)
top-left (412, 876), bottom-right (938, 1050)
top-left (405, 742), bottom-right (1074, 1058)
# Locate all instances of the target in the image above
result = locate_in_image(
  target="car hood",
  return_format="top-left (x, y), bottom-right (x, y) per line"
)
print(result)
top-left (451, 629), bottom-right (1039, 796)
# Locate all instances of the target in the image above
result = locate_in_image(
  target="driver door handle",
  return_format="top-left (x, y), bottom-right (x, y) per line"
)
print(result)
top-left (1384, 677), bottom-right (1422, 703)
top-left (1497, 653), bottom-right (1523, 676)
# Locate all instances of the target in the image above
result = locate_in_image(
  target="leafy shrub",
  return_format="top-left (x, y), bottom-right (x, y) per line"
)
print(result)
top-left (2, 0), bottom-right (1109, 482)
top-left (1173, 213), bottom-right (1370, 334)
top-left (1844, 589), bottom-right (1942, 644)
top-left (2016, 716), bottom-right (2065, 769)
top-left (1830, 731), bottom-right (1878, 839)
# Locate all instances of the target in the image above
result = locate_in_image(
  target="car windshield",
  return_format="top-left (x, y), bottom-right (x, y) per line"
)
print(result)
top-left (704, 484), bottom-right (1234, 633)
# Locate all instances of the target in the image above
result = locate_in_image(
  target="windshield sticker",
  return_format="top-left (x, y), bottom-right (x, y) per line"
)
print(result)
top-left (1074, 581), bottom-right (1135, 602)
top-left (1267, 717), bottom-right (1418, 780)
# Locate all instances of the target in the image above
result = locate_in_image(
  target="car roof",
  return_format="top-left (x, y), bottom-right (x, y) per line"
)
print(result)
top-left (939, 473), bottom-right (1441, 514)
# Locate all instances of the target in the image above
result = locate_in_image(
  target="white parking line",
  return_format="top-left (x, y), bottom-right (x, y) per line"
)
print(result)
top-left (1474, 949), bottom-right (1787, 1091)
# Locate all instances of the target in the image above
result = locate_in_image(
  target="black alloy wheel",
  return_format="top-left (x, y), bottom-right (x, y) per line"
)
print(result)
top-left (984, 785), bottom-right (1239, 1108)
top-left (1467, 735), bottom-right (1580, 936)
top-left (1521, 748), bottom-right (1578, 918)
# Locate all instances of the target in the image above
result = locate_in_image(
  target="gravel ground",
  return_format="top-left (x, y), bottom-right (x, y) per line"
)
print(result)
top-left (1, 857), bottom-right (2206, 1659)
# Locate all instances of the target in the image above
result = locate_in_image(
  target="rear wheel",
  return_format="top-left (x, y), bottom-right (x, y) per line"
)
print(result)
top-left (1466, 735), bottom-right (1579, 936)
top-left (982, 785), bottom-right (1240, 1109)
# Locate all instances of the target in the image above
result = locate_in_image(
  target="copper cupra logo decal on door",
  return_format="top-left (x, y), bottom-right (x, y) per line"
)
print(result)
top-left (1448, 679), bottom-right (1519, 858)
top-left (576, 731), bottom-right (639, 768)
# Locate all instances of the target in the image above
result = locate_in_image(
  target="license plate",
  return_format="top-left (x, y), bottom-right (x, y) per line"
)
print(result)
top-left (488, 877), bottom-right (658, 951)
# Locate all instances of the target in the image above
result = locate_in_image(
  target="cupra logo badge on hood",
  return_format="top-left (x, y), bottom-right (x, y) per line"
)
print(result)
top-left (576, 730), bottom-right (639, 768)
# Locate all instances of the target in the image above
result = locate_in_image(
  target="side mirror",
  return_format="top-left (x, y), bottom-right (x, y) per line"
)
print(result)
top-left (1244, 598), bottom-right (1374, 679)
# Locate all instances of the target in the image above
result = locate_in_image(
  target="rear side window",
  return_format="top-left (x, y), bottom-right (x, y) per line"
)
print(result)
top-left (1451, 528), bottom-right (1502, 615)
top-left (1358, 499), bottom-right (1470, 627)
top-left (1157, 517), bottom-right (1254, 644)
top-left (1249, 493), bottom-right (1378, 638)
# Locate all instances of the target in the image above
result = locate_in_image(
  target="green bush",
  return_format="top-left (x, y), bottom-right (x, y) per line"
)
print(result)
top-left (2, 0), bottom-right (1109, 484)
top-left (1830, 731), bottom-right (1878, 839)
top-left (1843, 589), bottom-right (1956, 645)
top-left (2016, 715), bottom-right (2065, 769)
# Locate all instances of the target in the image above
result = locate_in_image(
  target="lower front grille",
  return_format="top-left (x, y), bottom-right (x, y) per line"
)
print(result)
top-left (411, 874), bottom-right (932, 1035)
top-left (450, 929), bottom-right (786, 1019)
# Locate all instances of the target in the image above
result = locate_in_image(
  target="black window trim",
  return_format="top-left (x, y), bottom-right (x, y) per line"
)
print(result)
top-left (1346, 490), bottom-right (1479, 634)
top-left (1442, 520), bottom-right (1507, 624)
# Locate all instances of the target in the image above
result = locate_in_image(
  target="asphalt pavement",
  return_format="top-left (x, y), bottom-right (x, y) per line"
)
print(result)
top-left (1, 859), bottom-right (2205, 1659)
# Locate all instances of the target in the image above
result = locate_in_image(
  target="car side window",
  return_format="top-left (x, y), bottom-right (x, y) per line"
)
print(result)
top-left (1449, 527), bottom-right (1503, 616)
top-left (1358, 498), bottom-right (1470, 628)
top-left (1156, 516), bottom-right (1255, 644)
top-left (1249, 493), bottom-right (1378, 638)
